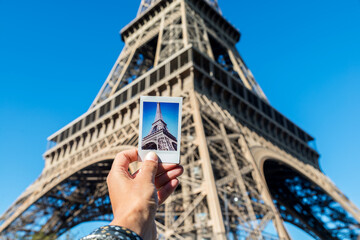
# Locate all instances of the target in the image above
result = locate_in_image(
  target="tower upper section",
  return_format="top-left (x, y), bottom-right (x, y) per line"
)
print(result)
top-left (138, 0), bottom-right (221, 16)
top-left (154, 102), bottom-right (164, 122)
top-left (149, 102), bottom-right (168, 134)
top-left (91, 0), bottom-right (268, 110)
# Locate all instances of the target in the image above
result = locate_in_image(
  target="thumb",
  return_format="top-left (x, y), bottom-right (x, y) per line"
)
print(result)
top-left (139, 152), bottom-right (158, 183)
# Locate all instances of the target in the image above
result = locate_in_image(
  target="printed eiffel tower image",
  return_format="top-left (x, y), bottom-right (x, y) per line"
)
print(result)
top-left (142, 102), bottom-right (178, 151)
top-left (1, 0), bottom-right (360, 239)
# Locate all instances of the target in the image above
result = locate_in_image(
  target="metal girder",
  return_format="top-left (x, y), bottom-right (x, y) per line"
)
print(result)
top-left (199, 95), bottom-right (286, 239)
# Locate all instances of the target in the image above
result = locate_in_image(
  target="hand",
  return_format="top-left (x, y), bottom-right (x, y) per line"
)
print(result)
top-left (107, 149), bottom-right (183, 240)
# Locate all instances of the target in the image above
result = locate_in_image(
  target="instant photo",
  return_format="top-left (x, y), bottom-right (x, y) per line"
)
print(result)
top-left (138, 96), bottom-right (182, 164)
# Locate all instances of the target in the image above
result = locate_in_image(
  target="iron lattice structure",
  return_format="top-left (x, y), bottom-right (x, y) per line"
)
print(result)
top-left (138, 0), bottom-right (221, 16)
top-left (1, 0), bottom-right (360, 239)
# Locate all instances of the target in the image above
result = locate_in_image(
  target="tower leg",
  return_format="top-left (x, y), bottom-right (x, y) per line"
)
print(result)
top-left (236, 133), bottom-right (290, 240)
top-left (190, 90), bottom-right (227, 240)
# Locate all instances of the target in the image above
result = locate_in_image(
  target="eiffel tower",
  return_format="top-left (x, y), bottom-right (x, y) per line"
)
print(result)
top-left (1, 0), bottom-right (360, 239)
top-left (142, 102), bottom-right (178, 151)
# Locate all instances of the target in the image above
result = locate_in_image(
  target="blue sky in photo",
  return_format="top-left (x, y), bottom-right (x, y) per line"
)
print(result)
top-left (142, 102), bottom-right (179, 140)
top-left (0, 0), bottom-right (359, 239)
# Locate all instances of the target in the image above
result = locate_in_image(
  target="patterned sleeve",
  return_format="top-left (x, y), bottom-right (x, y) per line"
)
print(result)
top-left (81, 225), bottom-right (143, 240)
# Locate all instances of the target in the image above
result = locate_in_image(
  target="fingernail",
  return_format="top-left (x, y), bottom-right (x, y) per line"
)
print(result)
top-left (145, 152), bottom-right (158, 162)
top-left (174, 179), bottom-right (180, 189)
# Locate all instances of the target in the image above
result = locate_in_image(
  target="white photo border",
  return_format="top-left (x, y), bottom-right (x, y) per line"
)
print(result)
top-left (138, 96), bottom-right (183, 164)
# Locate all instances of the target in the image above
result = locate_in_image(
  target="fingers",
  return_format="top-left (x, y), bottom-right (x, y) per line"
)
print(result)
top-left (158, 179), bottom-right (179, 205)
top-left (156, 164), bottom-right (180, 178)
top-left (135, 161), bottom-right (181, 181)
top-left (138, 152), bottom-right (159, 183)
top-left (155, 166), bottom-right (183, 189)
top-left (111, 149), bottom-right (138, 179)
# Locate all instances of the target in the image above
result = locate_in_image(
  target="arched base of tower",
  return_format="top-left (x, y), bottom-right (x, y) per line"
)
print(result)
top-left (263, 160), bottom-right (360, 240)
top-left (0, 160), bottom-right (114, 240)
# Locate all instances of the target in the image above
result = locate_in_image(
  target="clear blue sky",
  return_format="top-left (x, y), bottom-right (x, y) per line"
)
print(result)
top-left (142, 102), bottom-right (179, 140)
top-left (0, 0), bottom-right (359, 239)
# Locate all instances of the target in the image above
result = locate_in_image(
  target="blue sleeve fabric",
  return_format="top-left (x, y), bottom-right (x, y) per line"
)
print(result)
top-left (81, 225), bottom-right (143, 240)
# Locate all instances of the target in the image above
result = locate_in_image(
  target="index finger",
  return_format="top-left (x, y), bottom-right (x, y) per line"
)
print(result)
top-left (112, 148), bottom-right (139, 175)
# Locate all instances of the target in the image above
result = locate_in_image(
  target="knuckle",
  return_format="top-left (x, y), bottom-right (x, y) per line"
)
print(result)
top-left (115, 152), bottom-right (123, 160)
top-left (144, 161), bottom-right (157, 170)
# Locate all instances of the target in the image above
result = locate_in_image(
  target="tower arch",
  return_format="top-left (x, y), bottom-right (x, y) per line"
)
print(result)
top-left (0, 145), bottom-right (136, 239)
top-left (252, 147), bottom-right (360, 239)
top-left (142, 141), bottom-right (158, 150)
